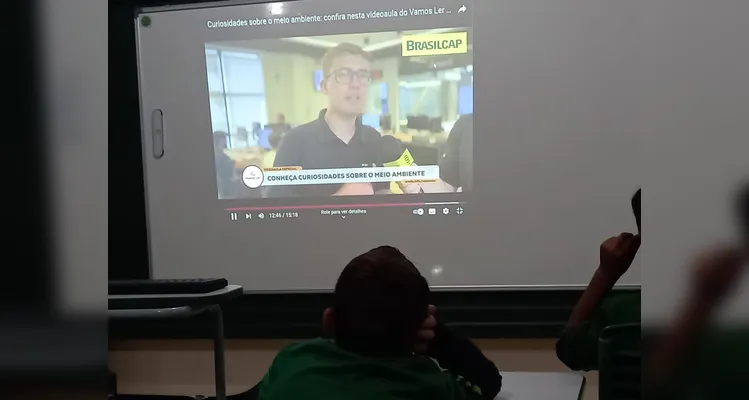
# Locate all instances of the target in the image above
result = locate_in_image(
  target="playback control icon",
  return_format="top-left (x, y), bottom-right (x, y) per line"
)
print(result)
top-left (230, 212), bottom-right (253, 221)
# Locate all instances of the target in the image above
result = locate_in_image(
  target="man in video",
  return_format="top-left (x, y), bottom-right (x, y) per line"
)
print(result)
top-left (266, 43), bottom-right (389, 198)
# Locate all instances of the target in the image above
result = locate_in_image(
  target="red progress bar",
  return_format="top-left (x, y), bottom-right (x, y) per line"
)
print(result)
top-left (224, 202), bottom-right (426, 212)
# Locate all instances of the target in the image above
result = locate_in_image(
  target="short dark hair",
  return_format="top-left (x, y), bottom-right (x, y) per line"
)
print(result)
top-left (321, 43), bottom-right (373, 76)
top-left (632, 188), bottom-right (642, 233)
top-left (333, 246), bottom-right (429, 356)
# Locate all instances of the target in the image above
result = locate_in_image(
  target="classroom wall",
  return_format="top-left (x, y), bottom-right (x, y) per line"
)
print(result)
top-left (109, 339), bottom-right (598, 400)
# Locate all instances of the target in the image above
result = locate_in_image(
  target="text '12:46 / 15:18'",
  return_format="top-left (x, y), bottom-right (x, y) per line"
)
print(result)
top-left (269, 211), bottom-right (299, 219)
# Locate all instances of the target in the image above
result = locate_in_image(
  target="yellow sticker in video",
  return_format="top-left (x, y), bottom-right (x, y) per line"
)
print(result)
top-left (401, 32), bottom-right (468, 56)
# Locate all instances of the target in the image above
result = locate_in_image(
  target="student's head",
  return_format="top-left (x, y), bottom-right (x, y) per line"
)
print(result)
top-left (276, 113), bottom-right (286, 124)
top-left (213, 131), bottom-right (228, 149)
top-left (632, 188), bottom-right (642, 234)
top-left (323, 246), bottom-right (429, 356)
top-left (320, 43), bottom-right (373, 118)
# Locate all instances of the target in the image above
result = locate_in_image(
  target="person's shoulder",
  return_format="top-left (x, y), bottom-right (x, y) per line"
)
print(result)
top-left (289, 119), bottom-right (321, 135)
top-left (358, 125), bottom-right (383, 141)
top-left (280, 337), bottom-right (332, 352)
top-left (270, 338), bottom-right (332, 363)
top-left (603, 291), bottom-right (641, 311)
top-left (281, 120), bottom-right (319, 143)
top-left (600, 291), bottom-right (641, 326)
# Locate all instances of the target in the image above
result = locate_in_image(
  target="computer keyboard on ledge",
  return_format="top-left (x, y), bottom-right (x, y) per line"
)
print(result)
top-left (108, 278), bottom-right (228, 295)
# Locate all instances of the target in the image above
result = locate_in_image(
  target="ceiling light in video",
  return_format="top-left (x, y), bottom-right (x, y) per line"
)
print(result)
top-left (269, 3), bottom-right (284, 15)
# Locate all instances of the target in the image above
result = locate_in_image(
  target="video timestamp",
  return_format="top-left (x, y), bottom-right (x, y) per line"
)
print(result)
top-left (269, 211), bottom-right (299, 219)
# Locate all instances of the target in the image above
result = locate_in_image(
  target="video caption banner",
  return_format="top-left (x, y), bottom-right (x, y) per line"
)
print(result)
top-left (242, 166), bottom-right (440, 188)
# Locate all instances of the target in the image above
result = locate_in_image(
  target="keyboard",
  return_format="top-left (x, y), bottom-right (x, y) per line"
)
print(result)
top-left (108, 278), bottom-right (228, 295)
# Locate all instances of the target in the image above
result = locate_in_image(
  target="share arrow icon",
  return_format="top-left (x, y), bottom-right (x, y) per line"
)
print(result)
top-left (458, 5), bottom-right (467, 13)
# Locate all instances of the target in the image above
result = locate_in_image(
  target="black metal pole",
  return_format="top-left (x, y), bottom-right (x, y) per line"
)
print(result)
top-left (212, 305), bottom-right (226, 400)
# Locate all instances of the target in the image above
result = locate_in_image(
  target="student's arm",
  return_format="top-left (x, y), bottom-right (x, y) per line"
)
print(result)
top-left (445, 375), bottom-right (487, 400)
top-left (556, 233), bottom-right (640, 371)
top-left (265, 134), bottom-right (300, 198)
top-left (428, 321), bottom-right (502, 400)
top-left (647, 246), bottom-right (745, 387)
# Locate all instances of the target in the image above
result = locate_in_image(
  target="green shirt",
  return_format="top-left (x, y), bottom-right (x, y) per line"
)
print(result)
top-left (658, 326), bottom-right (749, 399)
top-left (259, 338), bottom-right (484, 400)
top-left (589, 291), bottom-right (641, 339)
top-left (556, 291), bottom-right (641, 371)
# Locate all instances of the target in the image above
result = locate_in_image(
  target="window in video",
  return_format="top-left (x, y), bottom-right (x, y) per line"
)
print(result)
top-left (207, 28), bottom-right (474, 199)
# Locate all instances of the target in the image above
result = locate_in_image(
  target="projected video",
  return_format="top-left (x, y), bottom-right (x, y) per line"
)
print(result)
top-left (206, 28), bottom-right (473, 199)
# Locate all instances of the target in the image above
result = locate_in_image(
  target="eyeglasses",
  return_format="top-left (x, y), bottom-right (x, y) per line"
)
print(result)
top-left (328, 68), bottom-right (372, 84)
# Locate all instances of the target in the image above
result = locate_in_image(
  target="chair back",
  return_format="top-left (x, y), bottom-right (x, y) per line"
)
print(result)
top-left (599, 323), bottom-right (641, 400)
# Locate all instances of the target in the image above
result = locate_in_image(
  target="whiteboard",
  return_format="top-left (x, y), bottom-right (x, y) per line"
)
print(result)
top-left (135, 0), bottom-right (643, 291)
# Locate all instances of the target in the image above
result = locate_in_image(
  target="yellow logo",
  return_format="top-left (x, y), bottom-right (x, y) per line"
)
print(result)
top-left (401, 32), bottom-right (468, 56)
top-left (383, 149), bottom-right (414, 168)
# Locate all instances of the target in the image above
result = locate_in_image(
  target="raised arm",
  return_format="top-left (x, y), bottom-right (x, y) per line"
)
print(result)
top-left (556, 233), bottom-right (640, 370)
top-left (647, 246), bottom-right (746, 388)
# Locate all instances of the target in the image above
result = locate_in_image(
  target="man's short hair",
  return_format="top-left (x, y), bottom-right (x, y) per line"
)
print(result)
top-left (333, 246), bottom-right (429, 356)
top-left (321, 43), bottom-right (374, 76)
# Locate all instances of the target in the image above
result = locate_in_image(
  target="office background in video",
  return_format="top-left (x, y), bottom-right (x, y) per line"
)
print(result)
top-left (206, 29), bottom-right (473, 199)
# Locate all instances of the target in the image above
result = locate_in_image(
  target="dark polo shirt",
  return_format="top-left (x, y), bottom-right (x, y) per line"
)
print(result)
top-left (266, 109), bottom-right (386, 198)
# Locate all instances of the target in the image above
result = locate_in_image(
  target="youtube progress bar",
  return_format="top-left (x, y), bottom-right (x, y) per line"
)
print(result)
top-left (224, 201), bottom-right (462, 212)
